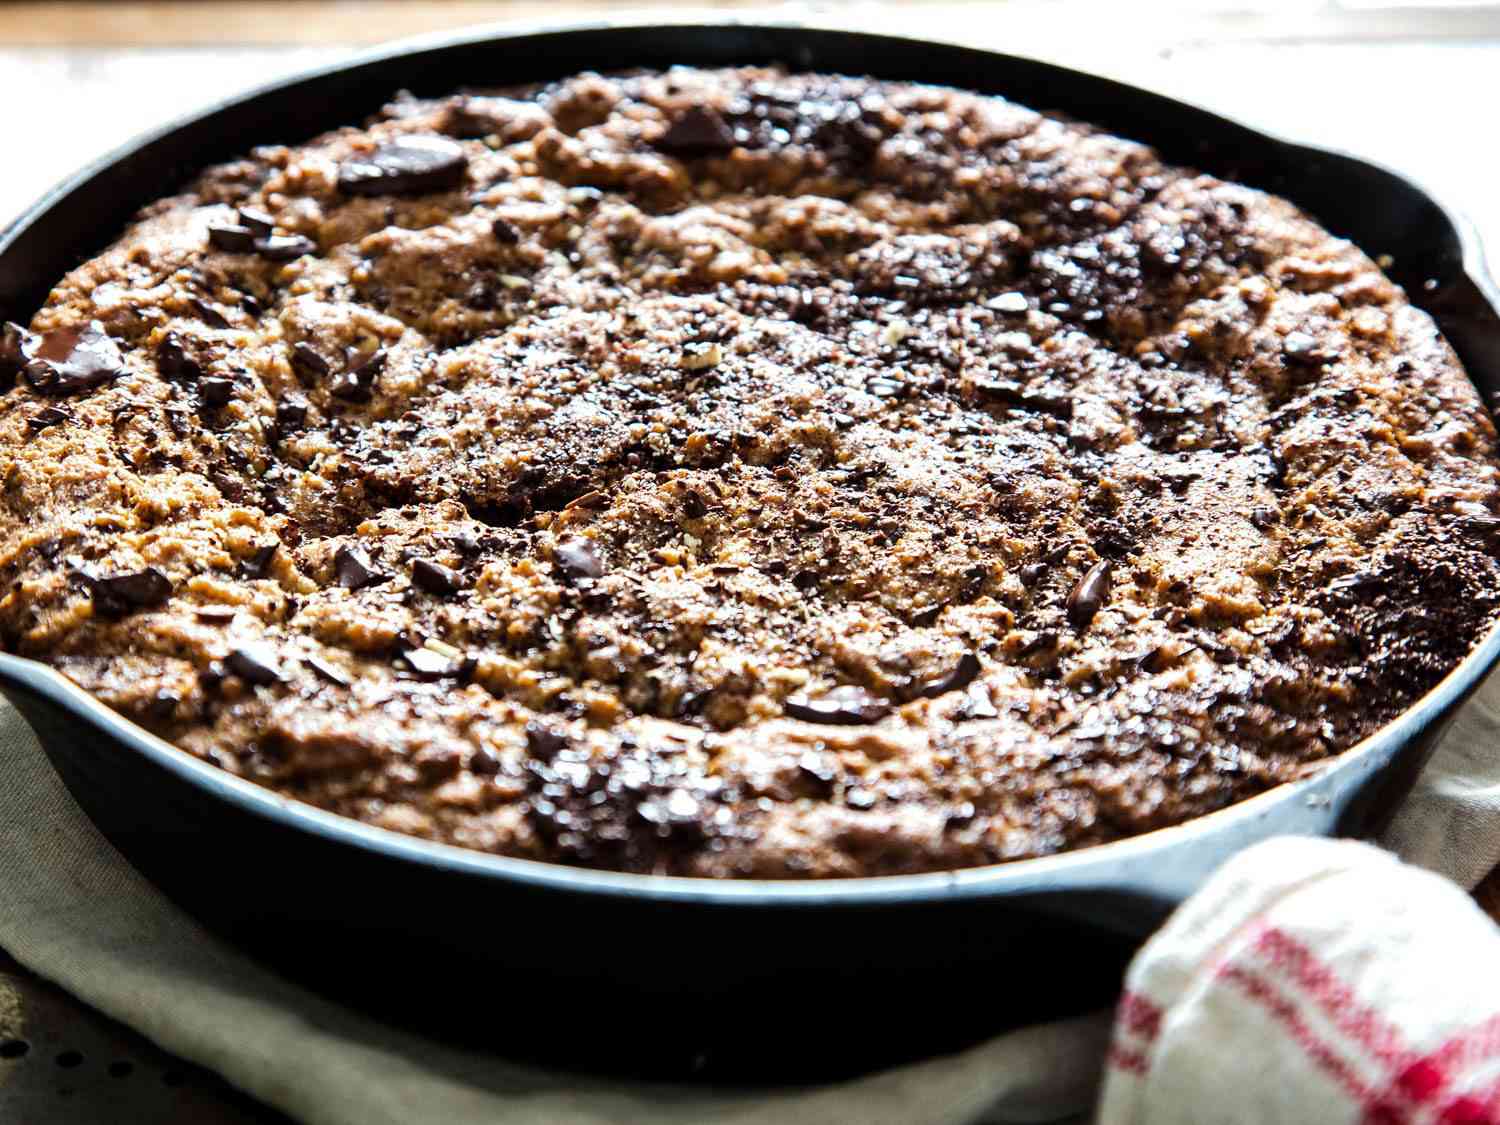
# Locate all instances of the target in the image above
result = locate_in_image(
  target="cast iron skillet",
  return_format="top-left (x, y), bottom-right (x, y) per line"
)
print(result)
top-left (4, 22), bottom-right (1500, 1082)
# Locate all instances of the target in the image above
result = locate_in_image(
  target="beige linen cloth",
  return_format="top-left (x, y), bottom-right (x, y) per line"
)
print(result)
top-left (3, 669), bottom-right (1500, 1123)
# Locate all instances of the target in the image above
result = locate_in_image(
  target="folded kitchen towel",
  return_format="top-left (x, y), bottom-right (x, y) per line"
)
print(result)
top-left (3, 666), bottom-right (1500, 1124)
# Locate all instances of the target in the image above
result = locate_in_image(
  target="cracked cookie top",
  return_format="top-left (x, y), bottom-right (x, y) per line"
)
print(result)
top-left (2, 66), bottom-right (1498, 877)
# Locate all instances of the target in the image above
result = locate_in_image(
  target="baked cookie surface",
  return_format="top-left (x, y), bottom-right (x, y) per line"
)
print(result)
top-left (3, 67), bottom-right (1498, 876)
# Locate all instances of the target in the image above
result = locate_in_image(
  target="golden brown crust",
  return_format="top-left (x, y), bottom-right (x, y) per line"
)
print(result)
top-left (3, 67), bottom-right (1499, 876)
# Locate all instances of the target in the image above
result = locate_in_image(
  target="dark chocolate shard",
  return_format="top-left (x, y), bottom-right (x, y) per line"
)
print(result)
top-left (236, 207), bottom-right (275, 236)
top-left (338, 136), bottom-right (469, 196)
top-left (398, 645), bottom-right (466, 680)
top-left (411, 558), bottom-right (461, 596)
top-left (155, 333), bottom-right (203, 382)
top-left (240, 542), bottom-right (278, 580)
top-left (226, 643), bottom-right (285, 686)
top-left (330, 349), bottom-right (385, 402)
top-left (208, 224), bottom-right (256, 252)
top-left (334, 545), bottom-right (389, 590)
top-left (1066, 560), bottom-right (1112, 631)
top-left (253, 235), bottom-right (317, 262)
top-left (917, 652), bottom-right (982, 698)
top-left (525, 720), bottom-right (570, 761)
top-left (190, 297), bottom-right (231, 329)
top-left (76, 564), bottom-right (172, 618)
top-left (22, 321), bottom-right (124, 398)
top-left (972, 378), bottom-right (1072, 419)
top-left (784, 685), bottom-right (892, 725)
top-left (653, 107), bottom-right (737, 156)
top-left (272, 398), bottom-right (309, 445)
top-left (199, 376), bottom-right (235, 408)
top-left (554, 536), bottom-right (604, 582)
top-left (290, 342), bottom-right (331, 382)
top-left (305, 655), bottom-right (351, 688)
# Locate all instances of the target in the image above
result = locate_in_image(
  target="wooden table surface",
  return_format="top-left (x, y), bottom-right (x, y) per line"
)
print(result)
top-left (3, 2), bottom-right (1500, 1120)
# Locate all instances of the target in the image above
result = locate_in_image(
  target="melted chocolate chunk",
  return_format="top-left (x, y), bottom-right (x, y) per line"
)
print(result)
top-left (1066, 561), bottom-right (1113, 631)
top-left (26, 406), bottom-right (71, 432)
top-left (554, 536), bottom-right (604, 581)
top-left (21, 322), bottom-right (124, 398)
top-left (226, 643), bottom-right (285, 686)
top-left (411, 558), bottom-right (461, 596)
top-left (330, 349), bottom-right (385, 402)
top-left (190, 297), bottom-right (231, 329)
top-left (334, 545), bottom-right (388, 590)
top-left (653, 107), bottom-right (737, 156)
top-left (491, 217), bottom-right (520, 244)
top-left (784, 685), bottom-right (892, 725)
top-left (338, 136), bottom-right (469, 196)
top-left (917, 652), bottom-right (982, 698)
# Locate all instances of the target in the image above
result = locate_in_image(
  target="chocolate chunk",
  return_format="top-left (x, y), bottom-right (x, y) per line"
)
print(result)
top-left (917, 652), bottom-right (982, 698)
top-left (972, 378), bottom-right (1073, 419)
top-left (525, 719), bottom-right (570, 761)
top-left (190, 297), bottom-right (231, 329)
top-left (338, 136), bottom-right (469, 196)
top-left (1250, 506), bottom-right (1278, 531)
top-left (1066, 560), bottom-right (1112, 631)
top-left (1282, 332), bottom-right (1336, 367)
top-left (236, 207), bottom-right (275, 236)
top-left (22, 321), bottom-right (124, 398)
top-left (273, 397), bottom-right (309, 440)
top-left (334, 545), bottom-right (388, 590)
top-left (241, 542), bottom-right (278, 579)
top-left (784, 685), bottom-right (892, 725)
top-left (208, 225), bottom-right (256, 252)
top-left (554, 536), bottom-right (604, 581)
top-left (330, 349), bottom-right (385, 402)
top-left (469, 745), bottom-right (502, 776)
top-left (155, 333), bottom-right (203, 382)
top-left (26, 406), bottom-right (71, 432)
top-left (199, 376), bottom-right (235, 408)
top-left (304, 654), bottom-right (351, 688)
top-left (398, 645), bottom-right (465, 680)
top-left (654, 107), bottom-right (737, 156)
top-left (194, 605), bottom-right (238, 624)
top-left (79, 565), bottom-right (172, 617)
top-left (491, 217), bottom-right (520, 244)
top-left (681, 490), bottom-right (707, 519)
top-left (411, 558), bottom-right (461, 596)
top-left (1018, 562), bottom-right (1047, 587)
top-left (226, 643), bottom-right (285, 686)
top-left (290, 342), bottom-right (331, 382)
top-left (845, 787), bottom-right (878, 810)
top-left (254, 235), bottom-right (317, 262)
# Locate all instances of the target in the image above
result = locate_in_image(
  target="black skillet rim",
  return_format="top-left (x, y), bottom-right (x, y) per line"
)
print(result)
top-left (4, 18), bottom-right (1500, 907)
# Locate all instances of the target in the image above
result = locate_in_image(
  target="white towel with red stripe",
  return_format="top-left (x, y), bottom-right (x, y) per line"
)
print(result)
top-left (1098, 836), bottom-right (1500, 1124)
top-left (1090, 672), bottom-right (1500, 1124)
